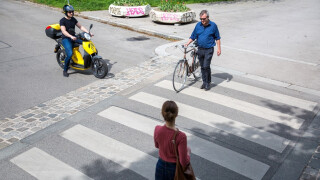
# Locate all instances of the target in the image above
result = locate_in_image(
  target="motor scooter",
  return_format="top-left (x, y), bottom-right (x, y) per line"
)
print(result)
top-left (45, 23), bottom-right (108, 78)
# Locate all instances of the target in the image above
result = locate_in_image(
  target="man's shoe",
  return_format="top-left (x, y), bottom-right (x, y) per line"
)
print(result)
top-left (200, 83), bottom-right (205, 89)
top-left (63, 71), bottom-right (69, 77)
top-left (205, 83), bottom-right (210, 91)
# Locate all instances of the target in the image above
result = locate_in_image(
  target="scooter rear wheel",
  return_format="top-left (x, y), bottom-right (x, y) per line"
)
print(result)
top-left (92, 58), bottom-right (108, 79)
top-left (56, 49), bottom-right (65, 69)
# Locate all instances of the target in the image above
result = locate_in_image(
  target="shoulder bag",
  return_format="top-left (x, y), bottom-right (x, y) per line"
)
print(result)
top-left (173, 129), bottom-right (196, 180)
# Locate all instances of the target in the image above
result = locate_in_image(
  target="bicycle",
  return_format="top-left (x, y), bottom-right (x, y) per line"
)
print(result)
top-left (172, 41), bottom-right (201, 92)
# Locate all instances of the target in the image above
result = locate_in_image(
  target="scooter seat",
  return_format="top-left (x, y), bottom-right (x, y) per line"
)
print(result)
top-left (73, 43), bottom-right (81, 48)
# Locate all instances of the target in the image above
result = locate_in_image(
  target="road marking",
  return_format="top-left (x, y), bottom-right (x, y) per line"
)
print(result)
top-left (10, 147), bottom-right (92, 180)
top-left (156, 80), bottom-right (304, 129)
top-left (60, 125), bottom-right (156, 179)
top-left (98, 106), bottom-right (270, 180)
top-left (222, 45), bottom-right (318, 66)
top-left (211, 77), bottom-right (317, 111)
top-left (129, 92), bottom-right (289, 153)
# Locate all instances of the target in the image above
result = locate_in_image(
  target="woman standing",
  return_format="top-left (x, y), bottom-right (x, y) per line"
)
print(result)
top-left (154, 101), bottom-right (191, 180)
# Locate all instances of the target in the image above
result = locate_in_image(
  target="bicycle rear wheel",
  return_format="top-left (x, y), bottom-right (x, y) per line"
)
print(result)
top-left (173, 60), bottom-right (188, 92)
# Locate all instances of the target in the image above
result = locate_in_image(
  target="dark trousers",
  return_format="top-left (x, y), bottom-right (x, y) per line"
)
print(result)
top-left (62, 38), bottom-right (83, 72)
top-left (197, 47), bottom-right (214, 84)
top-left (155, 158), bottom-right (176, 180)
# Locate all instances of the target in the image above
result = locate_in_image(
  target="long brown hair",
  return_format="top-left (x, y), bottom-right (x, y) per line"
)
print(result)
top-left (161, 101), bottom-right (178, 122)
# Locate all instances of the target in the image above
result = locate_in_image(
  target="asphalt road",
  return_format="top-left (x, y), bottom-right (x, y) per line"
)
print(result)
top-left (0, 1), bottom-right (319, 180)
top-left (0, 0), bottom-right (169, 119)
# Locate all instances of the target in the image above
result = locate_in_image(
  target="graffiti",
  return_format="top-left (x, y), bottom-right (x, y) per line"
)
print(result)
top-left (149, 11), bottom-right (156, 21)
top-left (109, 6), bottom-right (121, 16)
top-left (126, 7), bottom-right (145, 16)
top-left (150, 9), bottom-right (196, 24)
top-left (161, 13), bottom-right (180, 21)
top-left (109, 5), bottom-right (150, 17)
top-left (181, 12), bottom-right (196, 23)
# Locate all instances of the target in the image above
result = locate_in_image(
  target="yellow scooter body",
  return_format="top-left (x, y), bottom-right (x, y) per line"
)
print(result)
top-left (70, 46), bottom-right (87, 70)
top-left (83, 41), bottom-right (97, 55)
top-left (70, 41), bottom-right (96, 70)
top-left (49, 24), bottom-right (60, 30)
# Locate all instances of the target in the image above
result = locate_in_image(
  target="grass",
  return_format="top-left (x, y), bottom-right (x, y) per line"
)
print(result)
top-left (29, 0), bottom-right (233, 11)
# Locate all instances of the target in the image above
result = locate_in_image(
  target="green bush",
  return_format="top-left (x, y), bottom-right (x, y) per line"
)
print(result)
top-left (112, 0), bottom-right (149, 6)
top-left (30, 0), bottom-right (112, 11)
top-left (159, 0), bottom-right (189, 12)
top-left (30, 0), bottom-right (233, 11)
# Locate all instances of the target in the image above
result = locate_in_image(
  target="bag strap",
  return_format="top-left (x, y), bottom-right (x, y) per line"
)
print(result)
top-left (172, 128), bottom-right (179, 163)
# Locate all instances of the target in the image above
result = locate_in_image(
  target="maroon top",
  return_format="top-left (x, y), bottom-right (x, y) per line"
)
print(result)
top-left (154, 125), bottom-right (190, 167)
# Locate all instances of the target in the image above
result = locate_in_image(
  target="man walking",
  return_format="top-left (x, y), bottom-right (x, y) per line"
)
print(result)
top-left (185, 10), bottom-right (221, 90)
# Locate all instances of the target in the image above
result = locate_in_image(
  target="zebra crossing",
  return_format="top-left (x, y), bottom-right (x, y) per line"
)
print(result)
top-left (11, 147), bottom-right (92, 180)
top-left (9, 77), bottom-right (317, 180)
top-left (98, 106), bottom-right (269, 180)
top-left (130, 92), bottom-right (289, 153)
top-left (61, 124), bottom-right (157, 179)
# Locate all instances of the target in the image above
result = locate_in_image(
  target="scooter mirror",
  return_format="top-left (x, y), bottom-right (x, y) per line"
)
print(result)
top-left (89, 24), bottom-right (93, 30)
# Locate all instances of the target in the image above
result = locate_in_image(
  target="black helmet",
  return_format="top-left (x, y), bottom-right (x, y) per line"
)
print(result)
top-left (63, 5), bottom-right (74, 16)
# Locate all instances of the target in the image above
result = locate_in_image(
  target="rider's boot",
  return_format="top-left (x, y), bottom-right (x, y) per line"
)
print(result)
top-left (54, 44), bottom-right (60, 53)
top-left (63, 71), bottom-right (69, 77)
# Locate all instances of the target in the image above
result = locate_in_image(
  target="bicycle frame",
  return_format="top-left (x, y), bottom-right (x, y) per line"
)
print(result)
top-left (172, 43), bottom-right (199, 92)
top-left (179, 45), bottom-right (198, 74)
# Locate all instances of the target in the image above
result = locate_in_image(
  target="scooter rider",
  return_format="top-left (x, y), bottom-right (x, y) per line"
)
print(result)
top-left (60, 4), bottom-right (93, 77)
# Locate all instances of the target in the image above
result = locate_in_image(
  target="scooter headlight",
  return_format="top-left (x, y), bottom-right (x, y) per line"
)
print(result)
top-left (84, 33), bottom-right (91, 41)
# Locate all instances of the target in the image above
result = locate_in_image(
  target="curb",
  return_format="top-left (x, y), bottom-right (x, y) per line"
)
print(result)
top-left (78, 14), bottom-right (184, 41)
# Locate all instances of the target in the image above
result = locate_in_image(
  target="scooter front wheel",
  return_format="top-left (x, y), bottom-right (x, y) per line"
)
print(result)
top-left (56, 49), bottom-right (65, 69)
top-left (92, 58), bottom-right (108, 79)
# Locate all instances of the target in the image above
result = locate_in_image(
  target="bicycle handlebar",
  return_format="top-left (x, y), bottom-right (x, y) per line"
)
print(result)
top-left (175, 44), bottom-right (195, 50)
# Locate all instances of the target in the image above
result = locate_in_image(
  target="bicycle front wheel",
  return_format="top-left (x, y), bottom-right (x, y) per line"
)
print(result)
top-left (173, 60), bottom-right (188, 92)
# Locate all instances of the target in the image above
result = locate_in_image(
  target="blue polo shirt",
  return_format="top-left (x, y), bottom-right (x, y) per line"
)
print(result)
top-left (190, 20), bottom-right (220, 48)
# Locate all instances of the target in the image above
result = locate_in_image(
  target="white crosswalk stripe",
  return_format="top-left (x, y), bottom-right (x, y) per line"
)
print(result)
top-left (10, 147), bottom-right (92, 180)
top-left (156, 80), bottom-right (304, 129)
top-left (129, 92), bottom-right (289, 153)
top-left (98, 106), bottom-right (269, 180)
top-left (212, 77), bottom-right (317, 111)
top-left (60, 124), bottom-right (156, 180)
